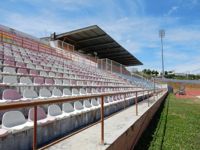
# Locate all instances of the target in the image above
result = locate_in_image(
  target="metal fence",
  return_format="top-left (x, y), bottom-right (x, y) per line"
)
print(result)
top-left (97, 58), bottom-right (131, 76)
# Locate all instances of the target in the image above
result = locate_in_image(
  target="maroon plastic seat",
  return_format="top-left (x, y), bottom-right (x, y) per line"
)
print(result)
top-left (28, 107), bottom-right (46, 121)
top-left (45, 78), bottom-right (54, 85)
top-left (34, 77), bottom-right (44, 84)
top-left (71, 80), bottom-right (77, 85)
top-left (28, 107), bottom-right (54, 125)
top-left (17, 68), bottom-right (28, 75)
top-left (16, 62), bottom-right (26, 68)
top-left (44, 66), bottom-right (51, 71)
top-left (4, 55), bottom-right (14, 61)
top-left (4, 60), bottom-right (15, 66)
top-left (2, 89), bottom-right (22, 100)
top-left (30, 69), bottom-right (38, 76)
top-left (56, 73), bottom-right (62, 77)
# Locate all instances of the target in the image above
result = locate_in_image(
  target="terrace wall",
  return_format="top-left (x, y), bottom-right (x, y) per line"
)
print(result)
top-left (106, 91), bottom-right (168, 150)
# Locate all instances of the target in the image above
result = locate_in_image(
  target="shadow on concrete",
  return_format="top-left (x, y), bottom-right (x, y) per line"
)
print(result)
top-left (134, 97), bottom-right (168, 150)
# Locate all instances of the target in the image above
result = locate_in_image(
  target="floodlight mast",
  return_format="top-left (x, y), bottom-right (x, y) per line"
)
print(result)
top-left (159, 29), bottom-right (165, 79)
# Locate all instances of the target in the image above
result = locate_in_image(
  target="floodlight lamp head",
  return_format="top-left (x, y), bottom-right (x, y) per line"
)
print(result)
top-left (159, 29), bottom-right (165, 38)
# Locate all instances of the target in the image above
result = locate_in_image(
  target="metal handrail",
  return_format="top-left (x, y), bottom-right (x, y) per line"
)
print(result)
top-left (0, 89), bottom-right (157, 110)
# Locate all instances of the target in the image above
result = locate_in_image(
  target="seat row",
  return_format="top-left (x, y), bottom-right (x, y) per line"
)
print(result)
top-left (0, 65), bottom-right (121, 83)
top-left (0, 73), bottom-right (127, 87)
top-left (0, 94), bottom-right (133, 135)
top-left (1, 44), bottom-right (118, 80)
top-left (1, 87), bottom-right (135, 102)
top-left (0, 60), bottom-right (120, 83)
top-left (1, 45), bottom-right (102, 76)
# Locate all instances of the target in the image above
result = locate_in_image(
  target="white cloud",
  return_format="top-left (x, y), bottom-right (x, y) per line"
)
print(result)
top-left (165, 6), bottom-right (179, 16)
top-left (1, 0), bottom-right (200, 74)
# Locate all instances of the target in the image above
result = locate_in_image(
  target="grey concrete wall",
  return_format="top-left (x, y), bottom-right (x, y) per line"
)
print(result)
top-left (107, 92), bottom-right (168, 150)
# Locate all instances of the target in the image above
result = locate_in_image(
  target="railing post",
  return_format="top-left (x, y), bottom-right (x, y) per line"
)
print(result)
top-left (33, 106), bottom-right (37, 150)
top-left (135, 91), bottom-right (138, 116)
top-left (124, 94), bottom-right (126, 109)
top-left (0, 32), bottom-right (2, 42)
top-left (100, 96), bottom-right (104, 145)
top-left (148, 91), bottom-right (150, 107)
top-left (143, 90), bottom-right (145, 101)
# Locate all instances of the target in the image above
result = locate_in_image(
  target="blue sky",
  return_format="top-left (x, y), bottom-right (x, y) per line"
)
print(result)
top-left (1, 0), bottom-right (200, 73)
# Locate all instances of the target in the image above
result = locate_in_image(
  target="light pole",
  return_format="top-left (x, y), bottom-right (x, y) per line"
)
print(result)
top-left (159, 29), bottom-right (165, 79)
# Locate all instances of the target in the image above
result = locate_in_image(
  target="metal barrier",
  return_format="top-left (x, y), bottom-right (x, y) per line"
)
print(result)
top-left (0, 88), bottom-right (164, 150)
top-left (0, 29), bottom-right (71, 61)
top-left (97, 58), bottom-right (131, 76)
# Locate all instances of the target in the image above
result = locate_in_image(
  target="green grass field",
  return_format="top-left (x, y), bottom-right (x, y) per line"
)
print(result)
top-left (135, 94), bottom-right (200, 150)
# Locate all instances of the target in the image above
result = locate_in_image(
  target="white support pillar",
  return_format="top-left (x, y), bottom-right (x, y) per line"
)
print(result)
top-left (111, 60), bottom-right (113, 73)
top-left (101, 59), bottom-right (103, 70)
top-left (120, 64), bottom-right (122, 74)
top-left (106, 58), bottom-right (108, 71)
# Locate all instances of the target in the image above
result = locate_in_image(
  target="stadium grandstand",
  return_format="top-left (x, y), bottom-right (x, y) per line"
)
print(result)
top-left (0, 24), bottom-right (167, 150)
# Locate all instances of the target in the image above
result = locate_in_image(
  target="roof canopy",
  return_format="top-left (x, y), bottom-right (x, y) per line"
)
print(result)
top-left (55, 25), bottom-right (142, 66)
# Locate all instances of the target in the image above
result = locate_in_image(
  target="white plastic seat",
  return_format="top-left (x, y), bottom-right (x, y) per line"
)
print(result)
top-left (83, 100), bottom-right (93, 111)
top-left (74, 101), bottom-right (85, 113)
top-left (63, 74), bottom-right (69, 78)
top-left (24, 59), bottom-right (31, 63)
top-left (86, 88), bottom-right (91, 94)
top-left (72, 88), bottom-right (79, 96)
top-left (49, 66), bottom-right (58, 72)
top-left (76, 79), bottom-right (82, 85)
top-left (40, 71), bottom-right (48, 76)
top-left (52, 88), bottom-right (62, 97)
top-left (49, 72), bottom-right (55, 77)
top-left (3, 67), bottom-right (16, 74)
top-left (91, 98), bottom-right (100, 108)
top-left (23, 89), bottom-right (38, 99)
top-left (91, 88), bottom-right (97, 94)
top-left (80, 88), bottom-right (87, 95)
top-left (20, 77), bottom-right (32, 84)
top-left (62, 102), bottom-right (75, 116)
top-left (63, 79), bottom-right (70, 85)
top-left (54, 79), bottom-right (62, 85)
top-left (39, 88), bottom-right (52, 98)
top-left (36, 65), bottom-right (43, 70)
top-left (15, 57), bottom-right (23, 62)
top-left (27, 63), bottom-right (35, 69)
top-left (48, 104), bottom-right (65, 120)
top-left (3, 76), bottom-right (18, 84)
top-left (2, 111), bottom-right (32, 133)
top-left (63, 88), bottom-right (72, 96)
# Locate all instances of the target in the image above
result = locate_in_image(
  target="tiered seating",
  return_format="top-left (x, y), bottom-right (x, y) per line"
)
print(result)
top-left (0, 39), bottom-right (152, 149)
top-left (117, 73), bottom-right (155, 89)
top-left (0, 43), bottom-right (135, 103)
